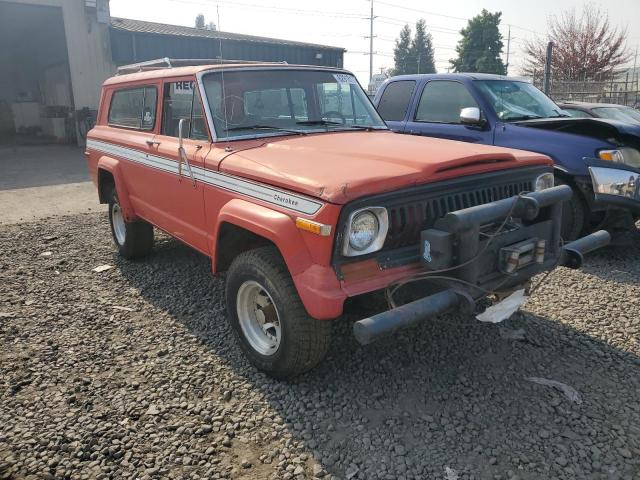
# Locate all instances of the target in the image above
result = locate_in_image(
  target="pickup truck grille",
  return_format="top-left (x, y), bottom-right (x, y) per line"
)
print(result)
top-left (384, 179), bottom-right (533, 249)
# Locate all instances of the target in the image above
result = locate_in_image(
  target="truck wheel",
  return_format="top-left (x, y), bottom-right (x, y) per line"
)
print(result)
top-left (108, 188), bottom-right (154, 259)
top-left (557, 179), bottom-right (586, 241)
top-left (226, 246), bottom-right (331, 379)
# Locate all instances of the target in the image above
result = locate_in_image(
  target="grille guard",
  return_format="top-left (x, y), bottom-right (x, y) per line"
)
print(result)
top-left (352, 185), bottom-right (611, 345)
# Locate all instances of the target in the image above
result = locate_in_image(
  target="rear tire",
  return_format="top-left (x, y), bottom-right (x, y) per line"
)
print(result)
top-left (556, 179), bottom-right (586, 241)
top-left (225, 246), bottom-right (331, 379)
top-left (108, 187), bottom-right (154, 259)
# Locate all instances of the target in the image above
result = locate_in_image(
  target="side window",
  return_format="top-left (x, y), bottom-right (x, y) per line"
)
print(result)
top-left (108, 87), bottom-right (156, 130)
top-left (563, 108), bottom-right (593, 118)
top-left (415, 81), bottom-right (478, 123)
top-left (162, 80), bottom-right (209, 140)
top-left (376, 81), bottom-right (416, 122)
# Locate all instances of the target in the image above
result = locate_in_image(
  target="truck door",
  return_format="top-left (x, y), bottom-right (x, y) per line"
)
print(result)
top-left (375, 80), bottom-right (417, 132)
top-left (147, 79), bottom-right (211, 254)
top-left (404, 80), bottom-right (493, 144)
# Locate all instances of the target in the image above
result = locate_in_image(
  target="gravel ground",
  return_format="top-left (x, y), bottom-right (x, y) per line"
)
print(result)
top-left (1, 213), bottom-right (639, 480)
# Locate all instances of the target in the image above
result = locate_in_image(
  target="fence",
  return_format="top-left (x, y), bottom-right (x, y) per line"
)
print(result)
top-left (531, 69), bottom-right (640, 107)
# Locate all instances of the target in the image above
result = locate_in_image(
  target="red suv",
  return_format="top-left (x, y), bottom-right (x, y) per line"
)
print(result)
top-left (86, 59), bottom-right (608, 378)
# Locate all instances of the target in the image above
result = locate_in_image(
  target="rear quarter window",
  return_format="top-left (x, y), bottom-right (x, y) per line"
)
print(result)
top-left (108, 86), bottom-right (157, 130)
top-left (377, 80), bottom-right (416, 122)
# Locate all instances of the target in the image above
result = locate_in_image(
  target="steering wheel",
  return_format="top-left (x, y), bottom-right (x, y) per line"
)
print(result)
top-left (322, 110), bottom-right (346, 125)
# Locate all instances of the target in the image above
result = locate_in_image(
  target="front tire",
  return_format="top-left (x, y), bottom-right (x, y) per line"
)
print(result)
top-left (557, 179), bottom-right (586, 241)
top-left (225, 246), bottom-right (331, 379)
top-left (108, 188), bottom-right (154, 259)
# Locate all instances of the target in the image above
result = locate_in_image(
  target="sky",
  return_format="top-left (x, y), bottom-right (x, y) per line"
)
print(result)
top-left (109, 0), bottom-right (640, 86)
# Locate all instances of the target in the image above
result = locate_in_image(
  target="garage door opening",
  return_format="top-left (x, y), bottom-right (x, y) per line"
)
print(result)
top-left (0, 2), bottom-right (75, 145)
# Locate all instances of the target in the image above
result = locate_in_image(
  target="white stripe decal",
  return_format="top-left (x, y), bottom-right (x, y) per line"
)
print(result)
top-left (87, 139), bottom-right (323, 215)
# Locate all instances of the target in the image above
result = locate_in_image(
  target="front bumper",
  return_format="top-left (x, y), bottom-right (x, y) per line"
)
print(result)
top-left (588, 164), bottom-right (640, 213)
top-left (352, 185), bottom-right (610, 345)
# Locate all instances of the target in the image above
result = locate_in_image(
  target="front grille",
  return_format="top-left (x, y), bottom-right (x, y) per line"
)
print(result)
top-left (384, 179), bottom-right (533, 249)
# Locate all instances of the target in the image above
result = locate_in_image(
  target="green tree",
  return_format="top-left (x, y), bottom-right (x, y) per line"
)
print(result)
top-left (450, 9), bottom-right (506, 74)
top-left (393, 25), bottom-right (412, 75)
top-left (410, 19), bottom-right (436, 74)
top-left (195, 13), bottom-right (205, 29)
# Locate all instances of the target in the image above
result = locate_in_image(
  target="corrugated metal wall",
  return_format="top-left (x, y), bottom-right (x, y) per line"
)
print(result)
top-left (110, 30), bottom-right (344, 69)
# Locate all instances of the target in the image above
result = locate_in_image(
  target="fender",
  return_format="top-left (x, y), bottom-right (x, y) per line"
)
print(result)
top-left (96, 156), bottom-right (136, 222)
top-left (213, 198), bottom-right (313, 276)
top-left (213, 199), bottom-right (346, 320)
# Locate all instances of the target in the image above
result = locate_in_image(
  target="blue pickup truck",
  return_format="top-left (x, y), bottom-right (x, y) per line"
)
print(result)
top-left (373, 73), bottom-right (640, 239)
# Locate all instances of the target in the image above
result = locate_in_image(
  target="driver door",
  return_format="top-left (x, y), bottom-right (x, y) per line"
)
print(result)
top-left (405, 80), bottom-right (493, 144)
top-left (147, 78), bottom-right (211, 254)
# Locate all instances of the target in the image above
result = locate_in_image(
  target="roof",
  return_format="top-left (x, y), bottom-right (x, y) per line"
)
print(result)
top-left (103, 64), bottom-right (350, 85)
top-left (110, 17), bottom-right (345, 52)
top-left (387, 73), bottom-right (533, 82)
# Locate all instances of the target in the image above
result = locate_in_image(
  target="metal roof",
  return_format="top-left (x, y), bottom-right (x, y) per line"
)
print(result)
top-left (110, 17), bottom-right (345, 52)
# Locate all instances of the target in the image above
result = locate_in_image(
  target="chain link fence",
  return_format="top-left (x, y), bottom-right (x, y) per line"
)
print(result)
top-left (531, 69), bottom-right (640, 107)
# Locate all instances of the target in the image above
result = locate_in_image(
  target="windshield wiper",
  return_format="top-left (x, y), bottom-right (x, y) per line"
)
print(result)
top-left (506, 114), bottom-right (544, 121)
top-left (295, 120), bottom-right (343, 126)
top-left (224, 124), bottom-right (307, 135)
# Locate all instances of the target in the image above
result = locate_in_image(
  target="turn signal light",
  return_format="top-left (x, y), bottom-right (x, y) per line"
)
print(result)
top-left (295, 217), bottom-right (332, 236)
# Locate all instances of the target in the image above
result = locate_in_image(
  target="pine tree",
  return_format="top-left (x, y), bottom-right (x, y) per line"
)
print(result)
top-left (450, 10), bottom-right (506, 74)
top-left (409, 19), bottom-right (436, 74)
top-left (393, 25), bottom-right (412, 75)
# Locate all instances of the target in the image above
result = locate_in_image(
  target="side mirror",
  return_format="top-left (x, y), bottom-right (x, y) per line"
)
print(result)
top-left (460, 107), bottom-right (483, 125)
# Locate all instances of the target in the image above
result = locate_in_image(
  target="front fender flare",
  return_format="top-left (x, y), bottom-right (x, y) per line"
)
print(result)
top-left (213, 199), bottom-right (313, 276)
top-left (212, 199), bottom-right (345, 320)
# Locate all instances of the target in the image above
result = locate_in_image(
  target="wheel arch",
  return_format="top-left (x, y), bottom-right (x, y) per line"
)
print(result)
top-left (96, 156), bottom-right (135, 220)
top-left (212, 199), bottom-right (313, 276)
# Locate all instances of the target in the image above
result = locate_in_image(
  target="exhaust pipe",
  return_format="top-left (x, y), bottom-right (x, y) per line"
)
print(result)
top-left (353, 289), bottom-right (466, 345)
top-left (561, 230), bottom-right (610, 269)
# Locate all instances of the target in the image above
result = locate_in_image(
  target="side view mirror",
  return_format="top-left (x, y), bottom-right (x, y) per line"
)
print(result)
top-left (460, 107), bottom-right (483, 125)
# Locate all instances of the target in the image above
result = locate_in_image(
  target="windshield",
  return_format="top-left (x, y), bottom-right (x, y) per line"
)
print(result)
top-left (201, 69), bottom-right (386, 139)
top-left (593, 106), bottom-right (640, 123)
top-left (475, 80), bottom-right (566, 121)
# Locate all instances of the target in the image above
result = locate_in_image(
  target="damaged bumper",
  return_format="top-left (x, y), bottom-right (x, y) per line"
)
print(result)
top-left (353, 185), bottom-right (610, 345)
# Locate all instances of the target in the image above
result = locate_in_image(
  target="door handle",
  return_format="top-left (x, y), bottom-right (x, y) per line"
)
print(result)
top-left (146, 140), bottom-right (160, 147)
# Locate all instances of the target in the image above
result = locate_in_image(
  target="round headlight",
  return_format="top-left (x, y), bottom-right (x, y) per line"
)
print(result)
top-left (349, 210), bottom-right (379, 251)
top-left (535, 172), bottom-right (554, 191)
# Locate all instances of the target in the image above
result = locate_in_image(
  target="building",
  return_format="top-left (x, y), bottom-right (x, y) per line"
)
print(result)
top-left (0, 0), bottom-right (345, 145)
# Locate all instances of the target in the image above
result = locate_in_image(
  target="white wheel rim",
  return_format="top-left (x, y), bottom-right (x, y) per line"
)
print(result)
top-left (236, 280), bottom-right (281, 356)
top-left (111, 202), bottom-right (126, 246)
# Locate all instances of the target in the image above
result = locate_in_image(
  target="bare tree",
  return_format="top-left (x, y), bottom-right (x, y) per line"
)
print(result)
top-left (523, 4), bottom-right (631, 80)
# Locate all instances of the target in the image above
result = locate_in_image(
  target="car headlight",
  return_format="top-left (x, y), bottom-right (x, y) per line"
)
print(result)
top-left (598, 148), bottom-right (640, 168)
top-left (342, 207), bottom-right (389, 256)
top-left (534, 172), bottom-right (554, 191)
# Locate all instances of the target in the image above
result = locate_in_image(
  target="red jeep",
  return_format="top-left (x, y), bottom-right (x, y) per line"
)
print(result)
top-left (86, 59), bottom-right (608, 378)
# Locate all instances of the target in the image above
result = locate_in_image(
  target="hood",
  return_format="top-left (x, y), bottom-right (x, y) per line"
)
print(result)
top-left (514, 117), bottom-right (640, 143)
top-left (219, 131), bottom-right (551, 204)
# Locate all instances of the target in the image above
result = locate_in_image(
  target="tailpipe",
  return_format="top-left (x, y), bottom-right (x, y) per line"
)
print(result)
top-left (561, 230), bottom-right (610, 269)
top-left (353, 289), bottom-right (469, 345)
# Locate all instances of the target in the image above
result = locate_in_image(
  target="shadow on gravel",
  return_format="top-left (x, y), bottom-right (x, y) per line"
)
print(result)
top-left (118, 235), bottom-right (640, 480)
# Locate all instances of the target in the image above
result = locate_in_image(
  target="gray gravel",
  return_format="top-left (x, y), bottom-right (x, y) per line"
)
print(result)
top-left (1, 213), bottom-right (639, 480)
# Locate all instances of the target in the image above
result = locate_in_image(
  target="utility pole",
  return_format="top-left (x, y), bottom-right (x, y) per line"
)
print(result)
top-left (369, 0), bottom-right (374, 86)
top-left (217, 4), bottom-right (220, 31)
top-left (505, 25), bottom-right (511, 75)
top-left (543, 41), bottom-right (554, 95)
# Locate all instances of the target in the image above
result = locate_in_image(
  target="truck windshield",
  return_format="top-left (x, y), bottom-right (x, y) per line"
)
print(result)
top-left (475, 80), bottom-right (566, 122)
top-left (201, 69), bottom-right (386, 139)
